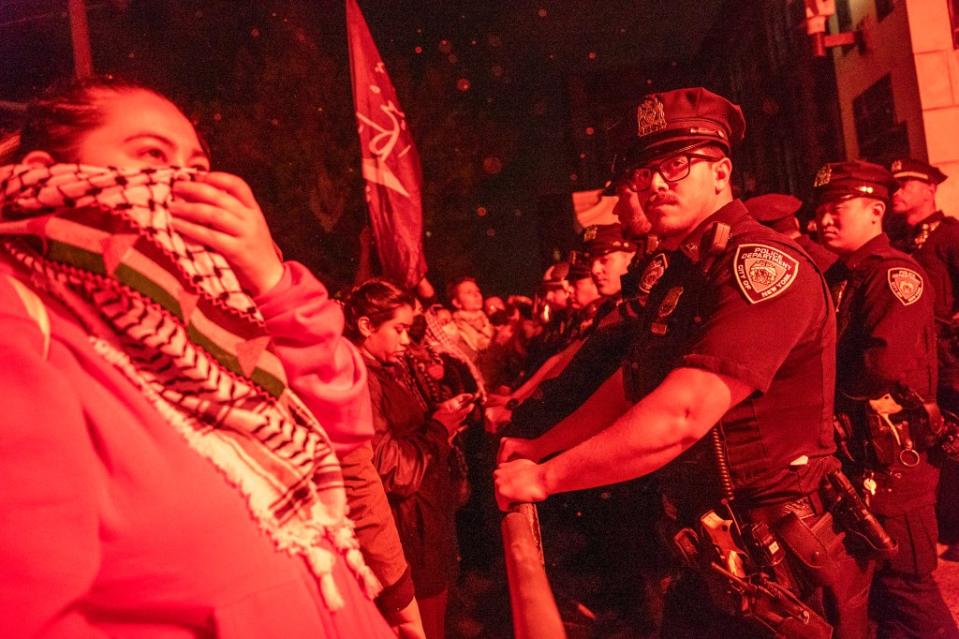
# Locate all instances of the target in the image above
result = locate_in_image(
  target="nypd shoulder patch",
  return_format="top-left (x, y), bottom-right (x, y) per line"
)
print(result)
top-left (887, 267), bottom-right (923, 306)
top-left (733, 243), bottom-right (800, 304)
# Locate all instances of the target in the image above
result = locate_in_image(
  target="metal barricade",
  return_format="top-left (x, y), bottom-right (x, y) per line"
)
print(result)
top-left (501, 502), bottom-right (567, 639)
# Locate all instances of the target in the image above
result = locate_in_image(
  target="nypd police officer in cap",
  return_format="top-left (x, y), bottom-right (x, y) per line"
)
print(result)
top-left (888, 159), bottom-right (959, 566)
top-left (495, 87), bottom-right (870, 637)
top-left (887, 159), bottom-right (959, 376)
top-left (815, 160), bottom-right (958, 638)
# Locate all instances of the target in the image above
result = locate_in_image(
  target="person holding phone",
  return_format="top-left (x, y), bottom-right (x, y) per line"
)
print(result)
top-left (344, 279), bottom-right (473, 639)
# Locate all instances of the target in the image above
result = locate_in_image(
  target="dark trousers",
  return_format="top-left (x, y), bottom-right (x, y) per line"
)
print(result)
top-left (872, 505), bottom-right (958, 639)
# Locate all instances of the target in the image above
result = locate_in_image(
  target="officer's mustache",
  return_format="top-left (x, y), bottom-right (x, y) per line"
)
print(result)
top-left (647, 194), bottom-right (679, 208)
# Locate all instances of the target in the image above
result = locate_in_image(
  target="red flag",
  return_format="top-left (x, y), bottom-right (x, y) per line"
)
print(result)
top-left (346, 0), bottom-right (427, 289)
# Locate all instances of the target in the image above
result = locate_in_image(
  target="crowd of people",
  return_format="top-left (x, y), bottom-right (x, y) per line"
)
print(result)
top-left (2, 74), bottom-right (959, 639)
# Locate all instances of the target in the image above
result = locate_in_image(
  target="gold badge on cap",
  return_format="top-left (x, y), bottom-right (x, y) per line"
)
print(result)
top-left (637, 96), bottom-right (667, 137)
top-left (813, 165), bottom-right (832, 188)
top-left (891, 160), bottom-right (903, 173)
top-left (583, 225), bottom-right (598, 242)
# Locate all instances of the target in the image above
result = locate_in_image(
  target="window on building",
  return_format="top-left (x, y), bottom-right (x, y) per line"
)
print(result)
top-left (950, 0), bottom-right (959, 48)
top-left (853, 74), bottom-right (909, 162)
top-left (836, 0), bottom-right (853, 33)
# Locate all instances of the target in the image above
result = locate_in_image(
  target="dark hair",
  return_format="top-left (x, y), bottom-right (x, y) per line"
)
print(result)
top-left (343, 278), bottom-right (415, 342)
top-left (0, 76), bottom-right (190, 165)
top-left (445, 276), bottom-right (477, 304)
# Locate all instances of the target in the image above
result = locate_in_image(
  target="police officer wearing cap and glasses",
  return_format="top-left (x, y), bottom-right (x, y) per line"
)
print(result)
top-left (495, 87), bottom-right (869, 637)
top-left (814, 160), bottom-right (958, 638)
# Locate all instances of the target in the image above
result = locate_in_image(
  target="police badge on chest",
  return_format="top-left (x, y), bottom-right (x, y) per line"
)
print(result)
top-left (652, 286), bottom-right (685, 335)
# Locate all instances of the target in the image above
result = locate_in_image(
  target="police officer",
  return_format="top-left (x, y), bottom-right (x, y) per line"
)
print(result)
top-left (888, 159), bottom-right (959, 403)
top-left (888, 159), bottom-right (959, 564)
top-left (495, 87), bottom-right (868, 637)
top-left (814, 160), bottom-right (958, 638)
top-left (583, 223), bottom-right (637, 299)
top-left (529, 261), bottom-right (575, 364)
top-left (564, 258), bottom-right (602, 342)
top-left (745, 192), bottom-right (837, 270)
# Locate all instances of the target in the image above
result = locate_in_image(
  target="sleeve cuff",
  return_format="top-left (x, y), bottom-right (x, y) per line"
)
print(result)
top-left (375, 566), bottom-right (416, 614)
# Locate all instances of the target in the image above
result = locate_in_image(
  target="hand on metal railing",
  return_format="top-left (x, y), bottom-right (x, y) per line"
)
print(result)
top-left (501, 503), bottom-right (567, 639)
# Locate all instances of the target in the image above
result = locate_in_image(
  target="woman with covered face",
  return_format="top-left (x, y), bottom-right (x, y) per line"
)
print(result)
top-left (0, 77), bottom-right (393, 637)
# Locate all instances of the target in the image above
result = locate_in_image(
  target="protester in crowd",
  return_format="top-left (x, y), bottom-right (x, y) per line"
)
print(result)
top-left (495, 87), bottom-right (871, 637)
top-left (344, 278), bottom-right (474, 639)
top-left (445, 276), bottom-right (492, 360)
top-left (0, 77), bottom-right (393, 637)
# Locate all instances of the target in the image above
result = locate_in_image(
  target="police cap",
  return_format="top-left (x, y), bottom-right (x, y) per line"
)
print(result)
top-left (624, 87), bottom-right (746, 165)
top-left (582, 223), bottom-right (637, 257)
top-left (812, 160), bottom-right (898, 204)
top-left (568, 261), bottom-right (592, 281)
top-left (745, 193), bottom-right (803, 234)
top-left (889, 157), bottom-right (947, 185)
top-left (541, 262), bottom-right (571, 289)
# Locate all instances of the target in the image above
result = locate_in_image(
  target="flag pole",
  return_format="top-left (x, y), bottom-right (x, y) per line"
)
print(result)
top-left (67, 0), bottom-right (94, 79)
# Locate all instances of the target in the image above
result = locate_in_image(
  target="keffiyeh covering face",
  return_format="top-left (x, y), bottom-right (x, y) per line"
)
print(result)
top-left (0, 163), bottom-right (379, 608)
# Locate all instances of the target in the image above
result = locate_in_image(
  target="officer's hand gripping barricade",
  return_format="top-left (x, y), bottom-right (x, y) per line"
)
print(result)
top-left (666, 428), bottom-right (833, 639)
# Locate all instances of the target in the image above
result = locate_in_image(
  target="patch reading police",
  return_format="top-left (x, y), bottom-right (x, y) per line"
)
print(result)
top-left (733, 244), bottom-right (799, 304)
top-left (639, 253), bottom-right (669, 294)
top-left (887, 268), bottom-right (923, 306)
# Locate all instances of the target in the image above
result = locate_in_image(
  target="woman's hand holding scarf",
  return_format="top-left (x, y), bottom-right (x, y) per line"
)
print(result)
top-left (170, 172), bottom-right (283, 296)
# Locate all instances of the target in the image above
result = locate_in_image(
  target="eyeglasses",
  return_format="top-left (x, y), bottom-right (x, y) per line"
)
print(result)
top-left (632, 152), bottom-right (722, 191)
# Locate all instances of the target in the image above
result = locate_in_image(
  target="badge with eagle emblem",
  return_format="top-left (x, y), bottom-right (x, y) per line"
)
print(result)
top-left (813, 164), bottom-right (832, 188)
top-left (637, 96), bottom-right (667, 137)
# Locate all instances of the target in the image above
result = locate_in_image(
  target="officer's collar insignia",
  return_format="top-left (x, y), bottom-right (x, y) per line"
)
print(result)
top-left (891, 160), bottom-right (903, 173)
top-left (887, 267), bottom-right (923, 306)
top-left (913, 220), bottom-right (940, 249)
top-left (651, 286), bottom-right (684, 336)
top-left (639, 253), bottom-right (669, 294)
top-left (637, 96), bottom-right (667, 137)
top-left (733, 243), bottom-right (799, 304)
top-left (813, 165), bottom-right (832, 188)
top-left (583, 225), bottom-right (599, 242)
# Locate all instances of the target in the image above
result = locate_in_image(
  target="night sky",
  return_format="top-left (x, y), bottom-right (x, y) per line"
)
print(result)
top-left (0, 0), bottom-right (725, 296)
